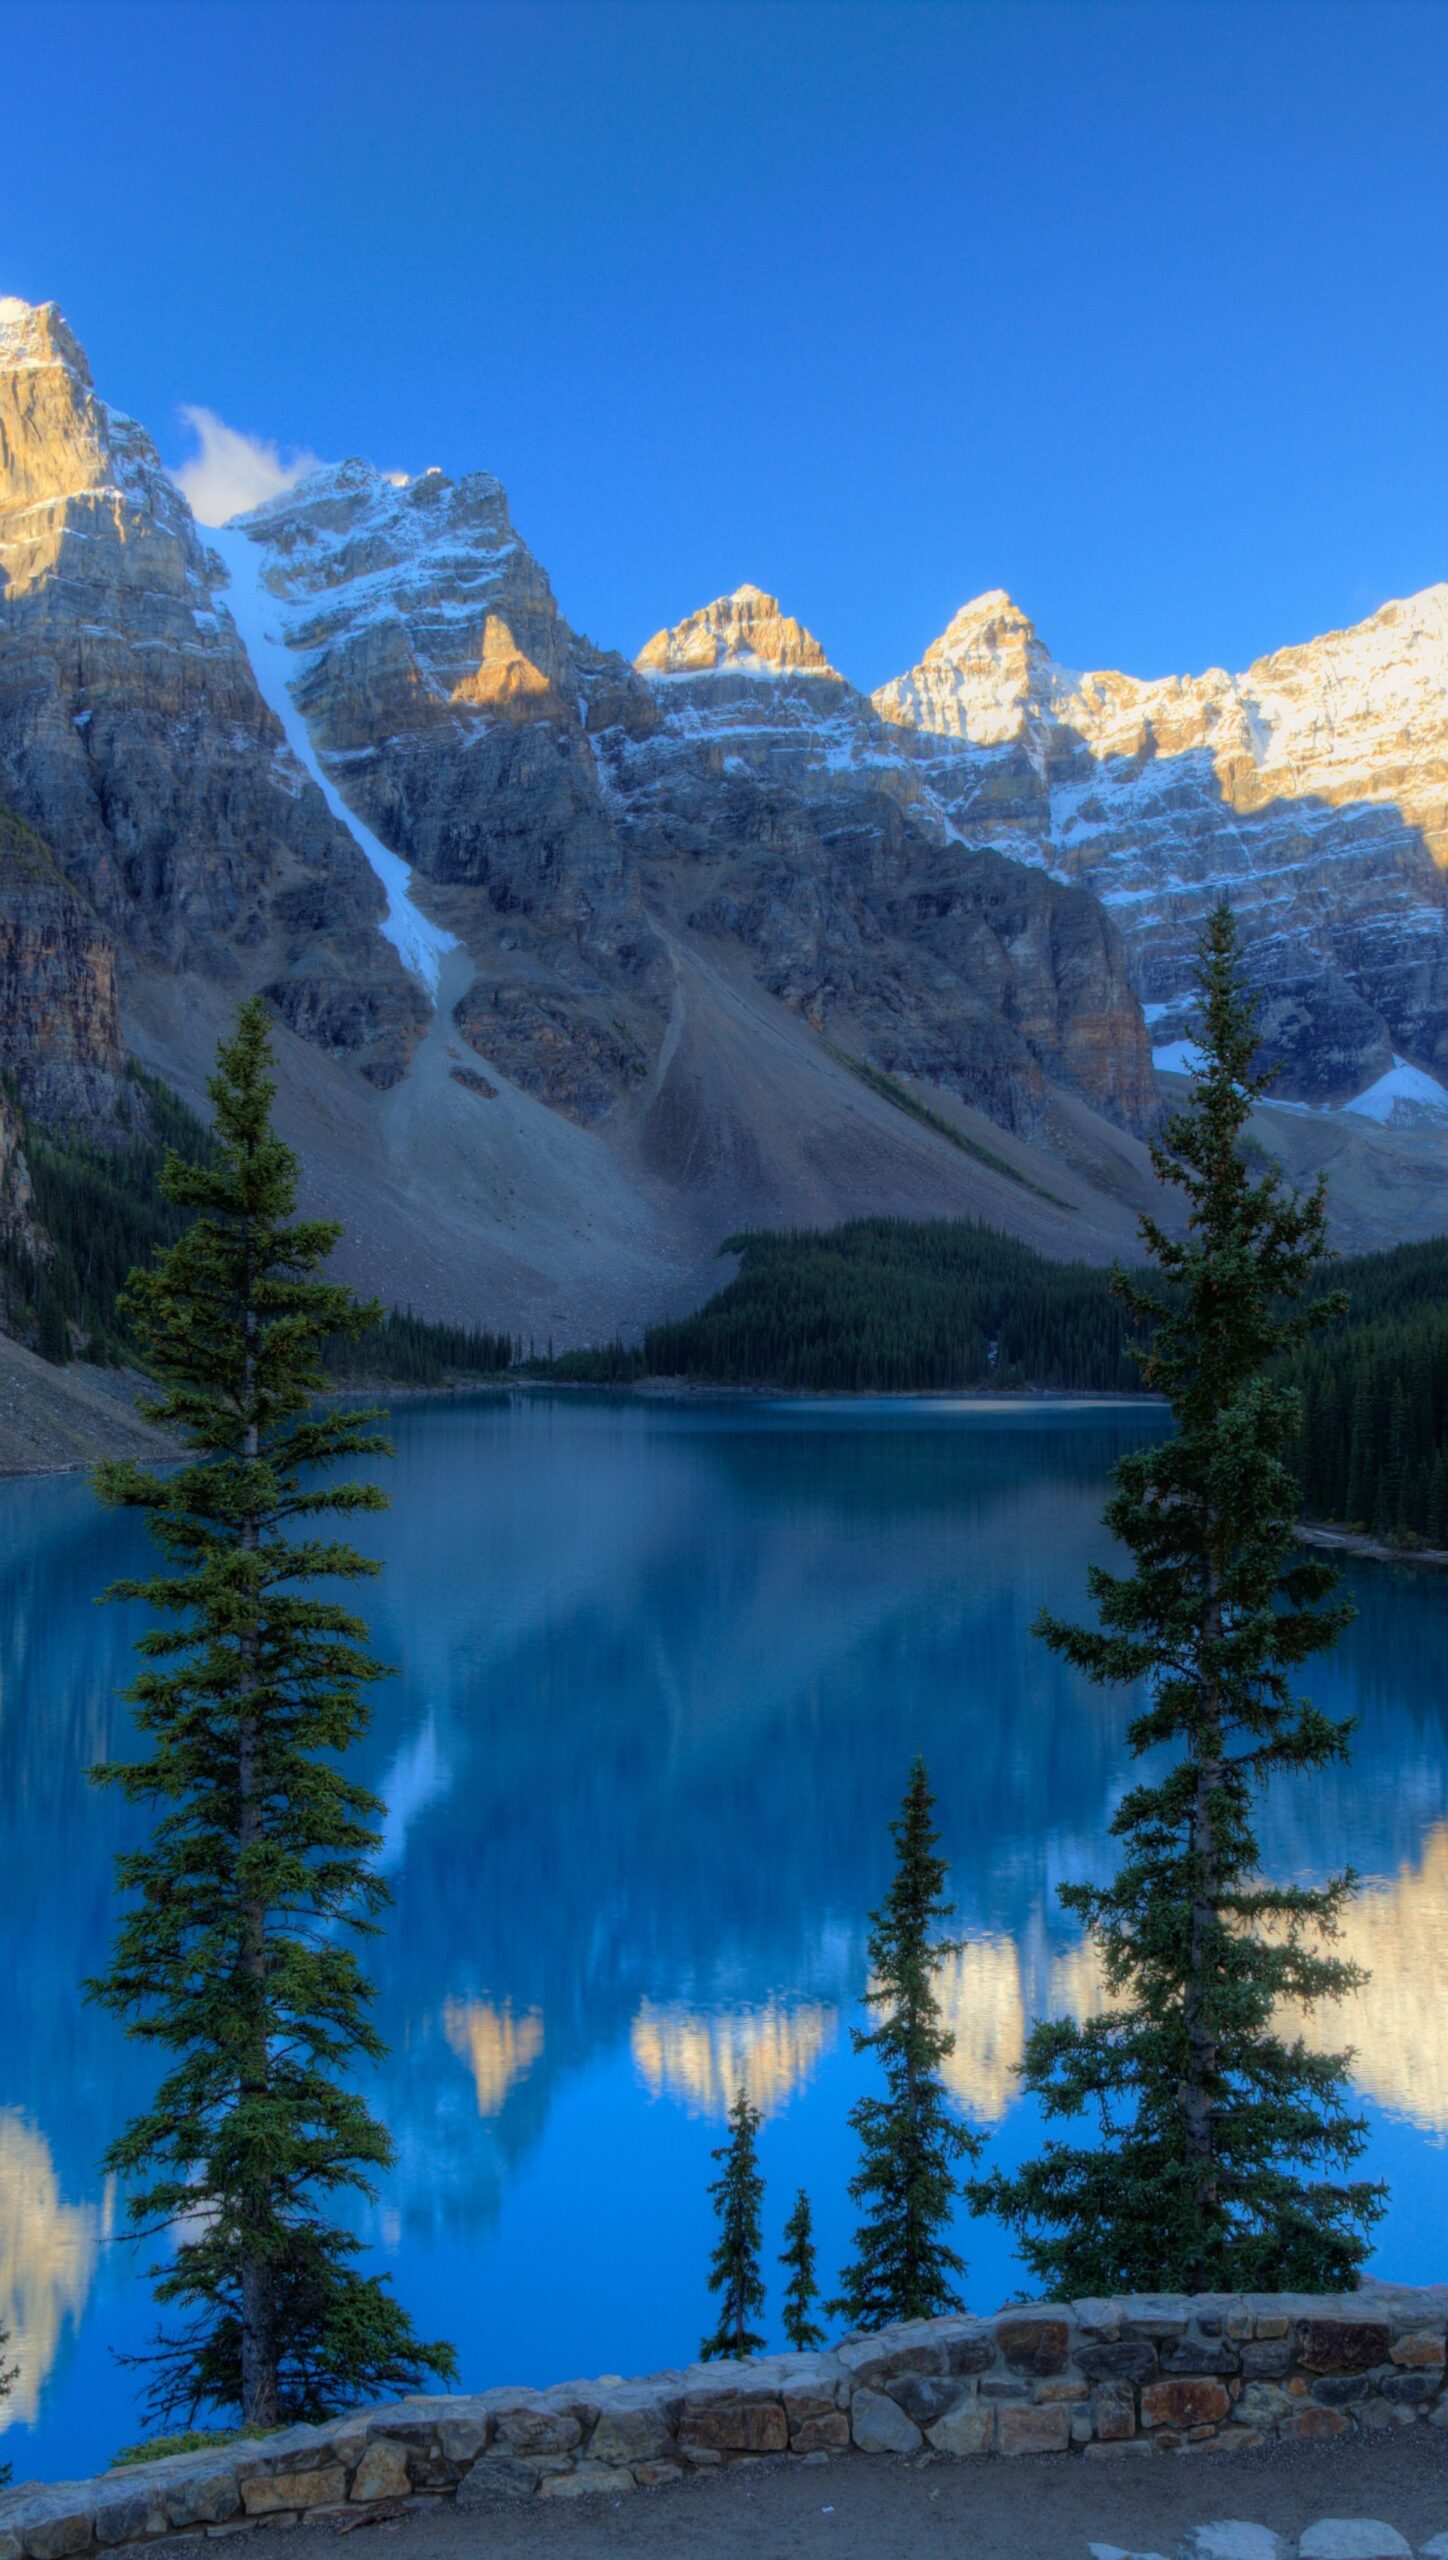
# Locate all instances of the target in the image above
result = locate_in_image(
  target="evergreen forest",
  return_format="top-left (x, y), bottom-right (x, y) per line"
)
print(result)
top-left (2, 1069), bottom-right (216, 1365)
top-left (642, 1216), bottom-right (1141, 1392)
top-left (1295, 1237), bottom-right (1448, 1541)
top-left (1, 1078), bottom-right (511, 1385)
top-left (644, 1220), bottom-right (1448, 1544)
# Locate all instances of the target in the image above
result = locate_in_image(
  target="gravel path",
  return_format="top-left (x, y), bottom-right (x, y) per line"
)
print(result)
top-left (223, 2431), bottom-right (1448, 2560)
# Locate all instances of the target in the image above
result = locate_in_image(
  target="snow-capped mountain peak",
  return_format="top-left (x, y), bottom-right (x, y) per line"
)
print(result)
top-left (0, 297), bottom-right (427, 1098)
top-left (9, 288), bottom-right (1448, 1199)
top-left (636, 586), bottom-right (841, 680)
top-left (873, 589), bottom-right (1054, 745)
top-left (873, 579), bottom-right (1448, 1102)
top-left (0, 295), bottom-right (90, 380)
top-left (876, 582), bottom-right (1448, 777)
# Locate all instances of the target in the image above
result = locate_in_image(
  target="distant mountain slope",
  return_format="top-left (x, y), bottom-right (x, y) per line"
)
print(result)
top-left (0, 300), bottom-right (1166, 1336)
top-left (874, 587), bottom-right (1448, 1104)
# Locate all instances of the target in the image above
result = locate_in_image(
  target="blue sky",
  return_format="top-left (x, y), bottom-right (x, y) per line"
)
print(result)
top-left (3, 0), bottom-right (1446, 689)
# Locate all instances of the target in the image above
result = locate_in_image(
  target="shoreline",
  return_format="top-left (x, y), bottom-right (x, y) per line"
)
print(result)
top-left (2, 1377), bottom-right (1436, 1579)
top-left (0, 1372), bottom-right (1168, 1482)
top-left (0, 1337), bottom-right (175, 1482)
top-left (1297, 1519), bottom-right (1448, 1569)
top-left (338, 1374), bottom-right (1169, 1408)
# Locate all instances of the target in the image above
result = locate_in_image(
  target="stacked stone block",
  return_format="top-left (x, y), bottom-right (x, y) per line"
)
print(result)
top-left (4, 2291), bottom-right (1448, 2552)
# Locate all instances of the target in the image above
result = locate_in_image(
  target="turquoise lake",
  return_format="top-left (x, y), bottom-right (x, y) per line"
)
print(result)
top-left (3, 1389), bottom-right (1447, 2476)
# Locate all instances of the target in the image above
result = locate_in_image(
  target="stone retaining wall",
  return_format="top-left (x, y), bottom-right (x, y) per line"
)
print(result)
top-left (7, 2289), bottom-right (1448, 2552)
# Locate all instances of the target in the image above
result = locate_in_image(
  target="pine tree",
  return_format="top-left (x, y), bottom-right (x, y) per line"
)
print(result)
top-left (88, 1000), bottom-right (455, 2430)
top-left (779, 2190), bottom-right (824, 2353)
top-left (831, 1759), bottom-right (981, 2329)
top-left (974, 905), bottom-right (1384, 2295)
top-left (700, 2088), bottom-right (766, 2361)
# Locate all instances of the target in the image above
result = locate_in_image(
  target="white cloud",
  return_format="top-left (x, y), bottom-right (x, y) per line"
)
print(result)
top-left (171, 404), bottom-right (324, 526)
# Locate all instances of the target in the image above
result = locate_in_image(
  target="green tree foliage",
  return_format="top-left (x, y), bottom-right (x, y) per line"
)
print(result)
top-left (700, 2089), bottom-right (767, 2361)
top-left (527, 1337), bottom-right (648, 1385)
top-left (976, 906), bottom-right (1383, 2295)
top-left (88, 999), bottom-right (455, 2430)
top-left (643, 1216), bottom-right (1139, 1392)
top-left (536, 1212), bottom-right (1448, 1497)
top-left (831, 1760), bottom-right (981, 2330)
top-left (829, 1050), bottom-right (1070, 1206)
top-left (779, 2190), bottom-right (824, 2353)
top-left (321, 1307), bottom-right (513, 1385)
top-left (0, 1068), bottom-right (213, 1365)
top-left (1291, 1237), bottom-right (1448, 1541)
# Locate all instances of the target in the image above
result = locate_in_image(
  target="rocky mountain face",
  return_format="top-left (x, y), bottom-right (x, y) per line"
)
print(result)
top-left (873, 588), bottom-right (1448, 1104)
top-left (227, 460), bottom-right (670, 1125)
top-left (227, 488), bottom-right (1149, 1142)
top-left (0, 1084), bottom-right (38, 1252)
top-left (0, 298), bottom-right (423, 1097)
top-left (8, 289), bottom-right (1448, 1335)
top-left (605, 585), bottom-right (1153, 1134)
top-left (0, 294), bottom-right (1168, 1338)
top-left (0, 800), bottom-right (124, 1126)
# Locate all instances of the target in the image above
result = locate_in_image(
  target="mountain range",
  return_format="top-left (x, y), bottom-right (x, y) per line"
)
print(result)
top-left (4, 291), bottom-right (1448, 1343)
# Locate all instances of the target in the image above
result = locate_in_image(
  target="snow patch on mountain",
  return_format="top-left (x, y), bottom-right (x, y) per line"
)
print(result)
top-left (209, 523), bottom-right (454, 994)
top-left (1342, 1055), bottom-right (1448, 1124)
top-left (1154, 1037), bottom-right (1448, 1123)
top-left (1152, 1039), bottom-right (1208, 1076)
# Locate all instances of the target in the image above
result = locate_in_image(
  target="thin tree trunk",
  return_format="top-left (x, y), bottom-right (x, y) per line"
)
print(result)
top-left (1182, 1549), bottom-right (1222, 2285)
top-left (904, 2012), bottom-right (920, 2311)
top-left (237, 1237), bottom-right (278, 2428)
top-left (238, 1688), bottom-right (276, 2426)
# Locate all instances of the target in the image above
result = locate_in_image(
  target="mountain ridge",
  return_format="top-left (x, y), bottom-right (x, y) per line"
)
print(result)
top-left (5, 292), bottom-right (1448, 1341)
top-left (0, 297), bottom-right (425, 1093)
top-left (872, 581), bottom-right (1448, 1103)
top-left (214, 424), bottom-right (1152, 1143)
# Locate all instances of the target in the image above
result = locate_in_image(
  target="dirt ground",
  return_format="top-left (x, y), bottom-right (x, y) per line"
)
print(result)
top-left (230, 2430), bottom-right (1448, 2560)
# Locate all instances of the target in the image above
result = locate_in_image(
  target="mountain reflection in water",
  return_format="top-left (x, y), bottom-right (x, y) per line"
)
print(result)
top-left (1, 1392), bottom-right (1446, 2476)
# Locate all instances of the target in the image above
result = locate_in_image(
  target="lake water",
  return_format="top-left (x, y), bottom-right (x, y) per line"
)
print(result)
top-left (3, 1390), bottom-right (1447, 2477)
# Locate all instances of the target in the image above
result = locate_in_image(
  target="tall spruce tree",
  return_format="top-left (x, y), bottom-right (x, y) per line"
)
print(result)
top-left (831, 1759), bottom-right (980, 2329)
top-left (779, 2190), bottom-right (824, 2353)
top-left (700, 2088), bottom-right (766, 2361)
top-left (974, 905), bottom-right (1384, 2294)
top-left (88, 1000), bottom-right (455, 2429)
